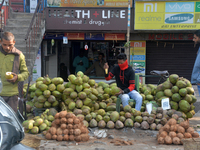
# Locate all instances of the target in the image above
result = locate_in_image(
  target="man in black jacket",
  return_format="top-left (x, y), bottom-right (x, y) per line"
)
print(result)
top-left (104, 53), bottom-right (142, 111)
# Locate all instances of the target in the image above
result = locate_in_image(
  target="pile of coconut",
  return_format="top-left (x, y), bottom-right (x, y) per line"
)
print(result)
top-left (45, 111), bottom-right (89, 142)
top-left (157, 118), bottom-right (199, 145)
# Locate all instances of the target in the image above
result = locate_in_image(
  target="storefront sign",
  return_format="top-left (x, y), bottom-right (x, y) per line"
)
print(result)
top-left (46, 8), bottom-right (127, 30)
top-left (135, 1), bottom-right (200, 30)
top-left (47, 0), bottom-right (132, 8)
top-left (130, 41), bottom-right (146, 84)
top-left (64, 33), bottom-right (85, 40)
top-left (104, 33), bottom-right (125, 40)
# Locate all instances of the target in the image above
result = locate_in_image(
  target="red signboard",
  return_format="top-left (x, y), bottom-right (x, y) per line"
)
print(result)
top-left (104, 33), bottom-right (125, 40)
top-left (64, 33), bottom-right (84, 40)
top-left (148, 34), bottom-right (193, 40)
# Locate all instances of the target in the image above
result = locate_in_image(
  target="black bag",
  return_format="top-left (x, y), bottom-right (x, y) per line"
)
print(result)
top-left (0, 97), bottom-right (35, 150)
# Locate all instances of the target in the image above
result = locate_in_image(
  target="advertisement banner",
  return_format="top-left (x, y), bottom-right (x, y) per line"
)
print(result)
top-left (135, 1), bottom-right (200, 30)
top-left (32, 48), bottom-right (41, 81)
top-left (64, 33), bottom-right (85, 40)
top-left (30, 0), bottom-right (37, 13)
top-left (130, 41), bottom-right (146, 84)
top-left (47, 0), bottom-right (132, 8)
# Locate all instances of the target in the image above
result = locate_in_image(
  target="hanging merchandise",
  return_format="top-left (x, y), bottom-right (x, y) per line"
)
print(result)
top-left (84, 45), bottom-right (88, 50)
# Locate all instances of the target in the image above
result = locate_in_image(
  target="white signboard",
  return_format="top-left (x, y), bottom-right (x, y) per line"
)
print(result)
top-left (63, 37), bottom-right (68, 44)
top-left (32, 48), bottom-right (41, 81)
top-left (30, 0), bottom-right (37, 13)
top-left (161, 98), bottom-right (171, 110)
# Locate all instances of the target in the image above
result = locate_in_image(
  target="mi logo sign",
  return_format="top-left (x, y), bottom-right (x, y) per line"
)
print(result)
top-left (144, 3), bottom-right (157, 12)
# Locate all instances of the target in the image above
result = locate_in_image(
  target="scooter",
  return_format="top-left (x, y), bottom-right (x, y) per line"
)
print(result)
top-left (0, 96), bottom-right (35, 150)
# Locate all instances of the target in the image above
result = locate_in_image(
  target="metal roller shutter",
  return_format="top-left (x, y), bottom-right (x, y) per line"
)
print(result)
top-left (145, 41), bottom-right (198, 84)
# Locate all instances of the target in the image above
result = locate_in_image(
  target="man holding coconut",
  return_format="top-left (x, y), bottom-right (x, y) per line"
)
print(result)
top-left (104, 53), bottom-right (142, 111)
top-left (0, 32), bottom-right (29, 112)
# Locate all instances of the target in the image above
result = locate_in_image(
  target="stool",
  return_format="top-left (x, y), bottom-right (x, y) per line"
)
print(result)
top-left (116, 74), bottom-right (139, 113)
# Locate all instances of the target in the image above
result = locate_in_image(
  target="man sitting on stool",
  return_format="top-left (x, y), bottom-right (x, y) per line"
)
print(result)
top-left (104, 53), bottom-right (142, 111)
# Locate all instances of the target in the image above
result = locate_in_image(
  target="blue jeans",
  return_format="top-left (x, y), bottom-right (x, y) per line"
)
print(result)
top-left (197, 85), bottom-right (200, 96)
top-left (119, 90), bottom-right (143, 111)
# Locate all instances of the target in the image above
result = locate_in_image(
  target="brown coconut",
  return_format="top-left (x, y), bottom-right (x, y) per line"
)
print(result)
top-left (69, 129), bottom-right (74, 135)
top-left (61, 124), bottom-right (67, 130)
top-left (160, 131), bottom-right (168, 138)
top-left (159, 127), bottom-right (164, 134)
top-left (54, 113), bottom-right (60, 119)
top-left (80, 134), bottom-right (90, 141)
top-left (75, 135), bottom-right (82, 142)
top-left (55, 119), bottom-right (60, 125)
top-left (177, 133), bottom-right (184, 139)
top-left (50, 127), bottom-right (57, 135)
top-left (52, 135), bottom-right (57, 140)
top-left (59, 111), bottom-right (67, 118)
top-left (163, 124), bottom-right (170, 132)
top-left (77, 116), bottom-right (84, 122)
top-left (184, 132), bottom-right (192, 138)
top-left (80, 127), bottom-right (88, 134)
top-left (45, 133), bottom-right (52, 140)
top-left (157, 137), bottom-right (165, 144)
top-left (167, 118), bottom-right (177, 126)
top-left (63, 135), bottom-right (69, 141)
top-left (63, 129), bottom-right (69, 135)
top-left (192, 132), bottom-right (200, 138)
top-left (186, 127), bottom-right (195, 135)
top-left (169, 131), bottom-right (177, 139)
top-left (68, 118), bottom-right (74, 124)
top-left (164, 136), bottom-right (172, 145)
top-left (172, 137), bottom-right (181, 145)
top-left (69, 135), bottom-right (75, 141)
top-left (180, 121), bottom-right (189, 130)
top-left (60, 118), bottom-right (67, 124)
top-left (56, 128), bottom-right (63, 135)
top-left (170, 125), bottom-right (177, 132)
top-left (177, 126), bottom-right (185, 134)
top-left (66, 113), bottom-right (74, 118)
top-left (74, 118), bottom-right (80, 124)
top-left (73, 124), bottom-right (80, 129)
top-left (67, 124), bottom-right (73, 129)
top-left (74, 129), bottom-right (81, 136)
top-left (57, 135), bottom-right (63, 141)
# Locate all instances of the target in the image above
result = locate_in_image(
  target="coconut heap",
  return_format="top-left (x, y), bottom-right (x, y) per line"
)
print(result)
top-left (133, 107), bottom-right (188, 130)
top-left (45, 110), bottom-right (89, 142)
top-left (157, 118), bottom-right (199, 145)
top-left (22, 108), bottom-right (56, 134)
top-left (139, 74), bottom-right (196, 119)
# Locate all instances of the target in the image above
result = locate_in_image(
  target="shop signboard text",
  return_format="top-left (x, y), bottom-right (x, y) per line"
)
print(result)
top-left (135, 1), bottom-right (200, 30)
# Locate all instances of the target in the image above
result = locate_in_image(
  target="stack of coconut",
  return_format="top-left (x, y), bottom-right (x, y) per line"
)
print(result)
top-left (45, 111), bottom-right (90, 142)
top-left (134, 107), bottom-right (187, 130)
top-left (139, 74), bottom-right (197, 119)
top-left (157, 118), bottom-right (199, 145)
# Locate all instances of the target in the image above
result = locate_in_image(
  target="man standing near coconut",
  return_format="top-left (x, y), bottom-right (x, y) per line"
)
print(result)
top-left (191, 30), bottom-right (200, 95)
top-left (0, 32), bottom-right (29, 112)
top-left (104, 53), bottom-right (142, 111)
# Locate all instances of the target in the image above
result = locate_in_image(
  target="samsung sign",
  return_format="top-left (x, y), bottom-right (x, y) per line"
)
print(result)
top-left (165, 2), bottom-right (194, 12)
top-left (165, 14), bottom-right (194, 24)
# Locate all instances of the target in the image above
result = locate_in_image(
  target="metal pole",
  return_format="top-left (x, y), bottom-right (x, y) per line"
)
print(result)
top-left (126, 0), bottom-right (130, 65)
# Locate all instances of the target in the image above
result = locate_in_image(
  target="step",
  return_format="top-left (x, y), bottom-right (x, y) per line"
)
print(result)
top-left (6, 19), bottom-right (32, 26)
top-left (11, 12), bottom-right (34, 19)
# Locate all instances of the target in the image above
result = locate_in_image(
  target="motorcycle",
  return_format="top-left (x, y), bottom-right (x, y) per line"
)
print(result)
top-left (0, 96), bottom-right (35, 150)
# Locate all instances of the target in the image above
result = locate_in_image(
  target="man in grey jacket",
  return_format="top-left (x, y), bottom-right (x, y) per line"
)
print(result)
top-left (85, 53), bottom-right (106, 77)
top-left (191, 30), bottom-right (200, 95)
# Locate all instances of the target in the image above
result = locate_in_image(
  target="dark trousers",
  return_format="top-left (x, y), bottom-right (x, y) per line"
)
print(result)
top-left (1, 95), bottom-right (18, 113)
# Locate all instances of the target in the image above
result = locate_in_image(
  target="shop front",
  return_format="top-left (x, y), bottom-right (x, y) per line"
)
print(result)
top-left (131, 0), bottom-right (200, 84)
top-left (42, 7), bottom-right (129, 80)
